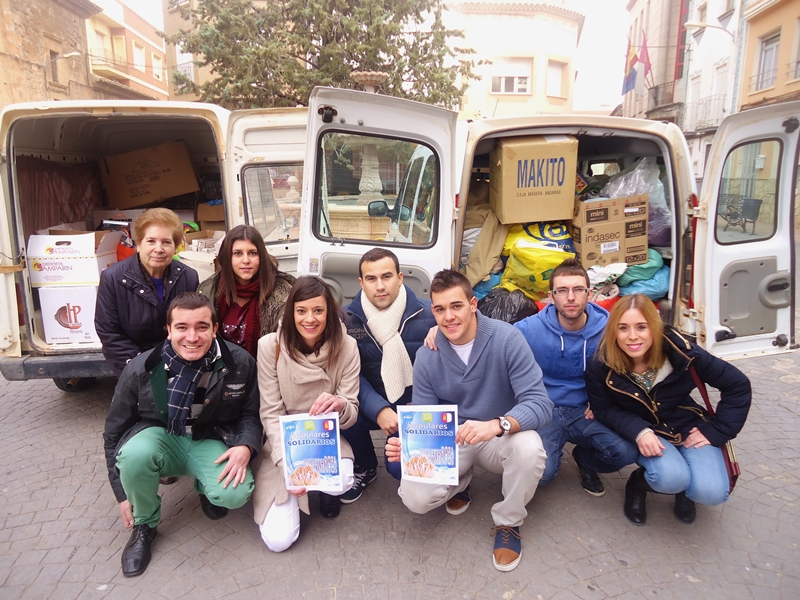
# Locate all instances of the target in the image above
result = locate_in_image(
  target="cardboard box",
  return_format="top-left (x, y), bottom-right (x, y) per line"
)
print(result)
top-left (200, 221), bottom-right (226, 231)
top-left (38, 286), bottom-right (100, 343)
top-left (93, 209), bottom-right (196, 229)
top-left (489, 135), bottom-right (578, 224)
top-left (99, 141), bottom-right (199, 209)
top-left (197, 202), bottom-right (224, 222)
top-left (571, 194), bottom-right (649, 269)
top-left (27, 231), bottom-right (123, 287)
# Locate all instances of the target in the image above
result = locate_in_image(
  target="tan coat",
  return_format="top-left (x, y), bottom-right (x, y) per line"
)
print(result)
top-left (252, 325), bottom-right (360, 524)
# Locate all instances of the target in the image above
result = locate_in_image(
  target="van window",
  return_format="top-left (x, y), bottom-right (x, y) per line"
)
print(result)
top-left (715, 139), bottom-right (779, 244)
top-left (242, 164), bottom-right (304, 244)
top-left (313, 132), bottom-right (438, 247)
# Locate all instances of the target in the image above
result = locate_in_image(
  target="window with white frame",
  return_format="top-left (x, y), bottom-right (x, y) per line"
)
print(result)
top-left (546, 60), bottom-right (567, 97)
top-left (794, 18), bottom-right (800, 79)
top-left (152, 54), bottom-right (163, 81)
top-left (133, 43), bottom-right (146, 72)
top-left (696, 3), bottom-right (707, 24)
top-left (757, 32), bottom-right (780, 90)
top-left (491, 58), bottom-right (531, 94)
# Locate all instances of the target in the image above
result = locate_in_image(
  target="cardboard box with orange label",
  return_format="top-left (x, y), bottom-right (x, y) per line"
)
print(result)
top-left (27, 231), bottom-right (123, 287)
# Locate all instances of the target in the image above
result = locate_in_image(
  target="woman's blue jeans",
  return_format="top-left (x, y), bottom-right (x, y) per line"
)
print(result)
top-left (638, 442), bottom-right (729, 506)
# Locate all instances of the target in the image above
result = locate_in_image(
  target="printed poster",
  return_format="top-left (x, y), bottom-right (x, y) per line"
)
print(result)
top-left (279, 413), bottom-right (343, 492)
top-left (398, 405), bottom-right (458, 485)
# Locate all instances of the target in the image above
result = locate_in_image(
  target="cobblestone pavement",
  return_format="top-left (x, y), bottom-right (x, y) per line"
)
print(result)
top-left (1, 350), bottom-right (798, 600)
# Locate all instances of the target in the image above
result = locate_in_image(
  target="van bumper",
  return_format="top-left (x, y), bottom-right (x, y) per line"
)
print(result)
top-left (0, 353), bottom-right (114, 381)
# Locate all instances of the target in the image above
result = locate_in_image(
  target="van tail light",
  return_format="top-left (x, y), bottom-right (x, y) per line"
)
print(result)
top-left (455, 193), bottom-right (460, 208)
top-left (15, 282), bottom-right (24, 326)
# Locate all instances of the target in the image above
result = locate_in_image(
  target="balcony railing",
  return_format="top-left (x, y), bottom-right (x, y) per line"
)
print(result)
top-left (648, 81), bottom-right (675, 110)
top-left (681, 95), bottom-right (726, 132)
top-left (788, 61), bottom-right (800, 81)
top-left (89, 48), bottom-right (127, 73)
top-left (749, 69), bottom-right (777, 92)
top-left (175, 61), bottom-right (195, 82)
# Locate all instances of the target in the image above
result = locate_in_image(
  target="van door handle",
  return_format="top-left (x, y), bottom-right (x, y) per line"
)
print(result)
top-left (758, 271), bottom-right (791, 309)
top-left (767, 281), bottom-right (789, 292)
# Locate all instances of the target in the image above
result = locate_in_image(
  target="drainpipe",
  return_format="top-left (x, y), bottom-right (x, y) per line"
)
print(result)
top-left (730, 0), bottom-right (748, 114)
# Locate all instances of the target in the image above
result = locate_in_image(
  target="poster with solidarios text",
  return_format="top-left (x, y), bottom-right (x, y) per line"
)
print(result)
top-left (398, 405), bottom-right (458, 485)
top-left (280, 413), bottom-right (342, 492)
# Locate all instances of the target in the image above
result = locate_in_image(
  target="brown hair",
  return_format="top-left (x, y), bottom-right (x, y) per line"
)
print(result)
top-left (597, 293), bottom-right (665, 373)
top-left (132, 208), bottom-right (184, 247)
top-left (359, 248), bottom-right (400, 278)
top-left (550, 257), bottom-right (590, 290)
top-left (280, 276), bottom-right (344, 365)
top-left (167, 292), bottom-right (218, 326)
top-left (430, 269), bottom-right (473, 301)
top-left (216, 225), bottom-right (277, 305)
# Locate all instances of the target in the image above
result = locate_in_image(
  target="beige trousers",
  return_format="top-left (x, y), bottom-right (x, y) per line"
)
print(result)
top-left (398, 430), bottom-right (546, 527)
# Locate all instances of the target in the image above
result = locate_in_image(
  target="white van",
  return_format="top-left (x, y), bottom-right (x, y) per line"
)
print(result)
top-left (0, 101), bottom-right (306, 390)
top-left (0, 92), bottom-right (795, 389)
top-left (297, 87), bottom-right (796, 361)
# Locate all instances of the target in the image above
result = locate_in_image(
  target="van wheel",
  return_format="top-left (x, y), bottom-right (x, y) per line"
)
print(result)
top-left (53, 377), bottom-right (96, 393)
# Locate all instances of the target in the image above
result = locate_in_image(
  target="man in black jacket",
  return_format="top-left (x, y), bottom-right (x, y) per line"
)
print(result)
top-left (103, 292), bottom-right (262, 577)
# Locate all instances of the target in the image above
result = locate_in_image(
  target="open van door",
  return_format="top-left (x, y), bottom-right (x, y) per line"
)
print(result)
top-left (694, 101), bottom-right (798, 358)
top-left (226, 108), bottom-right (307, 274)
top-left (297, 88), bottom-right (458, 304)
top-left (0, 132), bottom-right (22, 361)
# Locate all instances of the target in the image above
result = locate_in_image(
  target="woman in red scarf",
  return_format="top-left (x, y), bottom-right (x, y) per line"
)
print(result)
top-left (198, 225), bottom-right (294, 357)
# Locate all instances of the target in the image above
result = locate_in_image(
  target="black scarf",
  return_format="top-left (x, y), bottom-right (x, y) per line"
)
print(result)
top-left (161, 340), bottom-right (217, 435)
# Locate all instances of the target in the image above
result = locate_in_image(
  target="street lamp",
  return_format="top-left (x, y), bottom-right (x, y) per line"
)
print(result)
top-left (56, 52), bottom-right (82, 61)
top-left (684, 20), bottom-right (736, 42)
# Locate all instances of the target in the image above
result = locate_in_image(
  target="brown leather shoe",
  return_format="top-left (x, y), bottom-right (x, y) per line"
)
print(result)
top-left (491, 525), bottom-right (521, 571)
top-left (445, 485), bottom-right (471, 515)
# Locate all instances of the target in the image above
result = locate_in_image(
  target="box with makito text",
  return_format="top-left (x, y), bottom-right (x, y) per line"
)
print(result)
top-left (489, 135), bottom-right (578, 224)
top-left (571, 194), bottom-right (649, 269)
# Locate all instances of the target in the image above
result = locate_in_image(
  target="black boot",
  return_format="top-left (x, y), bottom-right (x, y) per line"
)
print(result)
top-left (121, 524), bottom-right (157, 577)
top-left (624, 467), bottom-right (652, 526)
top-left (319, 493), bottom-right (340, 519)
top-left (673, 491), bottom-right (696, 524)
top-left (199, 494), bottom-right (228, 520)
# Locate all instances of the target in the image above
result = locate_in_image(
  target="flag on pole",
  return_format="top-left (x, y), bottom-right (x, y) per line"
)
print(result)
top-left (622, 36), bottom-right (639, 94)
top-left (640, 33), bottom-right (652, 78)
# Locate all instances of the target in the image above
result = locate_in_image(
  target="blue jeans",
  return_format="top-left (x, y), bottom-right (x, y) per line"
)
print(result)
top-left (538, 405), bottom-right (639, 484)
top-left (638, 442), bottom-right (729, 506)
top-left (340, 412), bottom-right (401, 480)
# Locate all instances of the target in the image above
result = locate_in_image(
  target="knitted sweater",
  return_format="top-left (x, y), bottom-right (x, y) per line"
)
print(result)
top-left (413, 312), bottom-right (553, 431)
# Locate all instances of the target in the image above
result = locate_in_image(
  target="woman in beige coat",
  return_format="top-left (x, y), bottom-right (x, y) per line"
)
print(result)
top-left (254, 276), bottom-right (360, 552)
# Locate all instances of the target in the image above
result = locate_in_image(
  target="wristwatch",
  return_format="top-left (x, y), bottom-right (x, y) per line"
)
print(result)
top-left (497, 416), bottom-right (512, 437)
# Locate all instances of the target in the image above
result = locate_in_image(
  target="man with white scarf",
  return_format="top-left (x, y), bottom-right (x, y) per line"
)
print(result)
top-left (341, 249), bottom-right (437, 503)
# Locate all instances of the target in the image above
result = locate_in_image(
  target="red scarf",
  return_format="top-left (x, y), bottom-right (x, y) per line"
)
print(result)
top-left (218, 278), bottom-right (261, 357)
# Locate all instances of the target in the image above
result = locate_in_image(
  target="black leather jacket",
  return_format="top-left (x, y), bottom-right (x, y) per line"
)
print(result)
top-left (103, 338), bottom-right (262, 502)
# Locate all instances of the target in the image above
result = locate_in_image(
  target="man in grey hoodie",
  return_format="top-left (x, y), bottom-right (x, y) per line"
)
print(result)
top-left (386, 269), bottom-right (552, 572)
top-left (514, 258), bottom-right (638, 496)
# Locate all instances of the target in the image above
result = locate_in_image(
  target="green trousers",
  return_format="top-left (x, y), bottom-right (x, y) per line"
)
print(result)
top-left (117, 427), bottom-right (254, 527)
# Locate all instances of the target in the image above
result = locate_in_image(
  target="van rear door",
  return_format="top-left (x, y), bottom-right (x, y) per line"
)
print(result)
top-left (695, 101), bottom-right (798, 358)
top-left (226, 108), bottom-right (307, 274)
top-left (298, 87), bottom-right (458, 304)
top-left (0, 118), bottom-right (22, 360)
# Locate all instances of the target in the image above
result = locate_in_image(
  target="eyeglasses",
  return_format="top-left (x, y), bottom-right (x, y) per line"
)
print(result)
top-left (552, 287), bottom-right (589, 297)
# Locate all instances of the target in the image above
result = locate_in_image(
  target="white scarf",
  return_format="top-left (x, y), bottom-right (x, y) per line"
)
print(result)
top-left (360, 285), bottom-right (414, 403)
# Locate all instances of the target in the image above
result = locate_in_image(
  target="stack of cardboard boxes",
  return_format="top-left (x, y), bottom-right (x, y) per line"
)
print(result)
top-left (27, 140), bottom-right (222, 345)
top-left (489, 135), bottom-right (649, 271)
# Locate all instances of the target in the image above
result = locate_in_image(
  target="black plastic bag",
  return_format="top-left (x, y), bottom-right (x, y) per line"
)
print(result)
top-left (478, 288), bottom-right (538, 324)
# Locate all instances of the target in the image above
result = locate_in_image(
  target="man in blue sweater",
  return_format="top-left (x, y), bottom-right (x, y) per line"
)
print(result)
top-left (386, 269), bottom-right (552, 572)
top-left (514, 258), bottom-right (638, 496)
top-left (340, 249), bottom-right (437, 503)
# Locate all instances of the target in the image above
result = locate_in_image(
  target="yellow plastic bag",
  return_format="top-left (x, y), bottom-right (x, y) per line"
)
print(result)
top-left (499, 239), bottom-right (575, 300)
top-left (502, 221), bottom-right (574, 256)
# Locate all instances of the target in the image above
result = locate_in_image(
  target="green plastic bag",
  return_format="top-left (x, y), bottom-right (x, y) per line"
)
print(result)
top-left (617, 248), bottom-right (663, 287)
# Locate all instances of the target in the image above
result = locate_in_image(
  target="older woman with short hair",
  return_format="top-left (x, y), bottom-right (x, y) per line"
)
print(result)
top-left (96, 208), bottom-right (199, 377)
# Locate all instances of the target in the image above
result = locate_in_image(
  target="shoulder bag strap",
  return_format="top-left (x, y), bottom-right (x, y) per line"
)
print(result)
top-left (688, 365), bottom-right (715, 416)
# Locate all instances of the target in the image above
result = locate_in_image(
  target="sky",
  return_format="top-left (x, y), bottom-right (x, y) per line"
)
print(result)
top-left (123, 0), bottom-right (629, 112)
